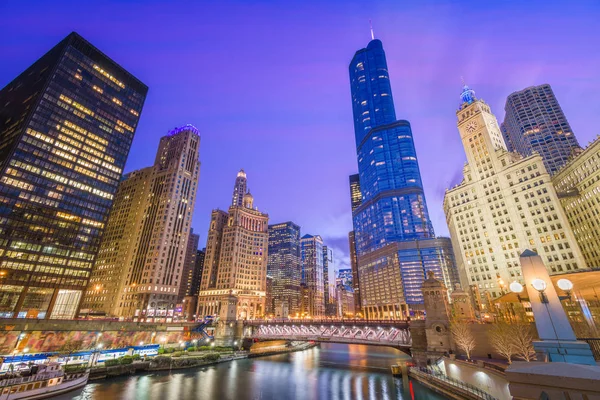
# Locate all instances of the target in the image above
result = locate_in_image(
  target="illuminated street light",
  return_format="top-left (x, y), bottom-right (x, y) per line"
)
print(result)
top-left (531, 279), bottom-right (547, 292)
top-left (531, 278), bottom-right (549, 303)
top-left (97, 343), bottom-right (103, 349)
top-left (509, 281), bottom-right (524, 293)
top-left (557, 279), bottom-right (574, 292)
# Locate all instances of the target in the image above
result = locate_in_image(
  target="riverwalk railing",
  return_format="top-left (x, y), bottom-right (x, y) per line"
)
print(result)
top-left (409, 367), bottom-right (497, 400)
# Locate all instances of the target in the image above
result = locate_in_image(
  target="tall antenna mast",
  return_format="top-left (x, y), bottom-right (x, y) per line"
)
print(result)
top-left (369, 19), bottom-right (375, 40)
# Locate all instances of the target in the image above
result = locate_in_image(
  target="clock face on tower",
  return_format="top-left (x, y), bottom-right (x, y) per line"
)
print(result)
top-left (465, 121), bottom-right (478, 133)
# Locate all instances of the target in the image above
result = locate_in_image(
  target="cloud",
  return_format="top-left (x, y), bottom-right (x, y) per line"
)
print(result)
top-left (326, 244), bottom-right (351, 276)
top-left (303, 211), bottom-right (353, 241)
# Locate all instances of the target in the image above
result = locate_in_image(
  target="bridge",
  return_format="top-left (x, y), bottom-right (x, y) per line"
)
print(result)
top-left (243, 319), bottom-right (411, 349)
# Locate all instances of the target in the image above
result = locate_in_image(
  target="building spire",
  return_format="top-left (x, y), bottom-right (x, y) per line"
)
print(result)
top-left (232, 169), bottom-right (248, 207)
top-left (460, 81), bottom-right (476, 105)
top-left (369, 19), bottom-right (375, 40)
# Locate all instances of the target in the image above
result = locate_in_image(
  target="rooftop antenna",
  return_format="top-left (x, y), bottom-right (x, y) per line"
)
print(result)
top-left (369, 19), bottom-right (375, 40)
top-left (461, 76), bottom-right (466, 86)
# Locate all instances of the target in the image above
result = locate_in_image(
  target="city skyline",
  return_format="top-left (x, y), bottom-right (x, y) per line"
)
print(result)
top-left (2, 1), bottom-right (599, 272)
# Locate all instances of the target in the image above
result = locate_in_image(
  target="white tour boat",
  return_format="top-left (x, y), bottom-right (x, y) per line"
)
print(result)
top-left (0, 362), bottom-right (88, 400)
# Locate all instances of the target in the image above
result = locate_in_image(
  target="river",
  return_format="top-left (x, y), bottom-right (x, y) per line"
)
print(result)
top-left (57, 343), bottom-right (446, 400)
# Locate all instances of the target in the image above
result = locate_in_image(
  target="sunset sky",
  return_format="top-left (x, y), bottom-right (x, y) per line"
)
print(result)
top-left (2, 0), bottom-right (599, 271)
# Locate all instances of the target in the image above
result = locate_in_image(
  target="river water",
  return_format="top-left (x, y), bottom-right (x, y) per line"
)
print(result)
top-left (57, 343), bottom-right (446, 400)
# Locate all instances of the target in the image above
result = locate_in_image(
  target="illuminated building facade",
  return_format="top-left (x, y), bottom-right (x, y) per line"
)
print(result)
top-left (82, 125), bottom-right (200, 320)
top-left (197, 173), bottom-right (268, 321)
top-left (0, 32), bottom-right (147, 319)
top-left (348, 231), bottom-right (361, 314)
top-left (336, 268), bottom-right (353, 286)
top-left (444, 85), bottom-right (587, 298)
top-left (348, 38), bottom-right (457, 317)
top-left (300, 234), bottom-right (325, 316)
top-left (335, 284), bottom-right (355, 318)
top-left (349, 174), bottom-right (362, 212)
top-left (553, 137), bottom-right (600, 268)
top-left (501, 84), bottom-right (580, 175)
top-left (267, 221), bottom-right (301, 317)
top-left (323, 245), bottom-right (337, 316)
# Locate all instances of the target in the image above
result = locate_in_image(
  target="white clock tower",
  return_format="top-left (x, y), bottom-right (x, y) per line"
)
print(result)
top-left (444, 85), bottom-right (587, 299)
top-left (456, 85), bottom-right (509, 182)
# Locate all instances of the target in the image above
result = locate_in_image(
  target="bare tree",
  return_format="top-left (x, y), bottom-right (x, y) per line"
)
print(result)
top-left (489, 320), bottom-right (516, 364)
top-left (450, 321), bottom-right (476, 360)
top-left (59, 341), bottom-right (83, 365)
top-left (511, 323), bottom-right (536, 362)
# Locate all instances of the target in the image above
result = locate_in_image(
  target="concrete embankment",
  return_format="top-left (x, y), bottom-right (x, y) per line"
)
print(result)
top-left (89, 343), bottom-right (316, 381)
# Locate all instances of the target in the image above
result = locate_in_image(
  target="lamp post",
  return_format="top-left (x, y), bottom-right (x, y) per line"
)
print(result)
top-left (517, 250), bottom-right (596, 365)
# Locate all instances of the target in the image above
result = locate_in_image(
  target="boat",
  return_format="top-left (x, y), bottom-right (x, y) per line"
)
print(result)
top-left (0, 362), bottom-right (89, 400)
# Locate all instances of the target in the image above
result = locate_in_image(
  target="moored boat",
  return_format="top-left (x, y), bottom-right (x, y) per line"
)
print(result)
top-left (0, 362), bottom-right (88, 400)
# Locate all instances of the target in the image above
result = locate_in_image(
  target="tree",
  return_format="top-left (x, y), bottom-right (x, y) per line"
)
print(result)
top-left (511, 323), bottom-right (536, 362)
top-left (59, 341), bottom-right (83, 365)
top-left (489, 320), bottom-right (516, 364)
top-left (450, 321), bottom-right (476, 360)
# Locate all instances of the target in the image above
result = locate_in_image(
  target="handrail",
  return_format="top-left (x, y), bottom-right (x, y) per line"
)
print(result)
top-left (410, 367), bottom-right (497, 400)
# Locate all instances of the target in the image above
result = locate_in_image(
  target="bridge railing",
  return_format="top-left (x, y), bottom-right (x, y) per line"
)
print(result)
top-left (243, 319), bottom-right (409, 327)
top-left (410, 367), bottom-right (497, 400)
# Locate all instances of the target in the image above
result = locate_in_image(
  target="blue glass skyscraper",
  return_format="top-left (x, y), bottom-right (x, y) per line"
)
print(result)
top-left (350, 40), bottom-right (434, 252)
top-left (349, 39), bottom-right (457, 317)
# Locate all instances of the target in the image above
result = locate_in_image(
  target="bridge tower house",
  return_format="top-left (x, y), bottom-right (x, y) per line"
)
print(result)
top-left (411, 271), bottom-right (452, 366)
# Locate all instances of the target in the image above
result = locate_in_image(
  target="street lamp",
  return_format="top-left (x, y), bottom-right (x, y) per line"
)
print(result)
top-left (509, 281), bottom-right (524, 294)
top-left (531, 278), bottom-right (548, 303)
top-left (557, 279), bottom-right (574, 298)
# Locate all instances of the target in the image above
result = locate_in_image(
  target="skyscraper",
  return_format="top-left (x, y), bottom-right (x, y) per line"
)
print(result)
top-left (501, 84), bottom-right (580, 175)
top-left (82, 125), bottom-right (200, 320)
top-left (300, 234), bottom-right (325, 316)
top-left (0, 32), bottom-right (147, 319)
top-left (267, 221), bottom-right (301, 318)
top-left (179, 229), bottom-right (200, 301)
top-left (444, 85), bottom-right (587, 298)
top-left (553, 137), bottom-right (600, 269)
top-left (336, 268), bottom-right (353, 286)
top-left (323, 245), bottom-right (337, 316)
top-left (192, 249), bottom-right (206, 296)
top-left (348, 231), bottom-right (361, 315)
top-left (348, 38), bottom-right (458, 317)
top-left (197, 172), bottom-right (268, 321)
top-left (348, 175), bottom-right (361, 315)
top-left (349, 174), bottom-right (362, 212)
top-left (181, 247), bottom-right (205, 320)
top-left (231, 169), bottom-right (247, 207)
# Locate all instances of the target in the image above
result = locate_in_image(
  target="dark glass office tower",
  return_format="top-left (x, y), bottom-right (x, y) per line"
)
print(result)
top-left (501, 84), bottom-right (580, 174)
top-left (349, 39), bottom-right (457, 316)
top-left (349, 174), bottom-right (362, 212)
top-left (267, 222), bottom-right (301, 317)
top-left (179, 230), bottom-right (200, 301)
top-left (0, 32), bottom-right (147, 319)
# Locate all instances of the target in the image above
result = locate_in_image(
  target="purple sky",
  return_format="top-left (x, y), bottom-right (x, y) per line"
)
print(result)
top-left (1, 1), bottom-right (599, 272)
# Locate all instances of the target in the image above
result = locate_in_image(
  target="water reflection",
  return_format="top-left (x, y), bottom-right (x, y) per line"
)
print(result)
top-left (59, 343), bottom-right (444, 400)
